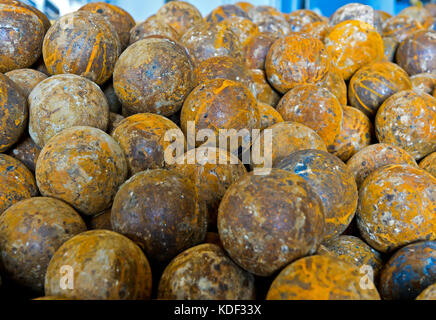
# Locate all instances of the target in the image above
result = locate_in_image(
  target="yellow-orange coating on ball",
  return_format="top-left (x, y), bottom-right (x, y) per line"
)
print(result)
top-left (235, 2), bottom-right (254, 13)
top-left (266, 255), bottom-right (380, 300)
top-left (217, 16), bottom-right (259, 46)
top-left (42, 11), bottom-right (120, 85)
top-left (328, 106), bottom-right (372, 162)
top-left (7, 135), bottom-right (41, 173)
top-left (158, 244), bottom-right (256, 300)
top-left (206, 4), bottom-right (249, 24)
top-left (375, 90), bottom-right (436, 160)
top-left (0, 197), bottom-right (86, 292)
top-left (347, 143), bottom-right (418, 188)
top-left (243, 32), bottom-right (276, 70)
top-left (398, 6), bottom-right (434, 29)
top-left (0, 4), bottom-right (45, 73)
top-left (258, 102), bottom-right (283, 130)
top-left (0, 154), bottom-right (38, 214)
top-left (300, 21), bottom-right (331, 42)
top-left (0, 73), bottom-right (28, 153)
top-left (382, 15), bottom-right (423, 43)
top-left (36, 126), bottom-right (128, 216)
top-left (383, 37), bottom-right (399, 62)
top-left (155, 1), bottom-right (203, 36)
top-left (286, 9), bottom-right (323, 32)
top-left (0, 0), bottom-right (50, 32)
top-left (256, 14), bottom-right (291, 37)
top-left (113, 37), bottom-right (194, 117)
top-left (5, 69), bottom-right (47, 98)
top-left (45, 230), bottom-right (152, 300)
top-left (276, 84), bottom-right (343, 146)
top-left (129, 15), bottom-right (180, 45)
top-left (420, 152), bottom-right (436, 178)
top-left (416, 283), bottom-right (436, 300)
top-left (111, 113), bottom-right (184, 175)
top-left (325, 20), bottom-right (384, 80)
top-left (316, 64), bottom-right (347, 106)
top-left (411, 73), bottom-right (436, 94)
top-left (250, 69), bottom-right (281, 107)
top-left (357, 164), bottom-right (436, 253)
top-left (265, 34), bottom-right (330, 93)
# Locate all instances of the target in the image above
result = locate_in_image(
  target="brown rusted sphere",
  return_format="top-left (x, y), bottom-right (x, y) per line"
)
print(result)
top-left (411, 73), bottom-right (436, 94)
top-left (193, 56), bottom-right (254, 93)
top-left (396, 30), bottom-right (436, 76)
top-left (348, 61), bottom-right (412, 117)
top-left (158, 244), bottom-right (256, 300)
top-left (398, 6), bottom-right (434, 29)
top-left (129, 15), bottom-right (180, 45)
top-left (0, 197), bottom-right (86, 292)
top-left (248, 5), bottom-right (281, 22)
top-left (300, 21), bottom-right (331, 42)
top-left (318, 235), bottom-right (383, 278)
top-left (330, 3), bottom-right (383, 33)
top-left (286, 9), bottom-right (323, 33)
top-left (218, 169), bottom-right (325, 277)
top-left (250, 69), bottom-right (281, 107)
top-left (375, 90), bottom-right (436, 160)
top-left (7, 135), bottom-right (41, 172)
top-left (102, 81), bottom-right (122, 113)
top-left (276, 149), bottom-right (358, 240)
top-left (217, 16), bottom-right (259, 46)
top-left (170, 147), bottom-right (247, 228)
top-left (256, 14), bottom-right (291, 37)
top-left (258, 102), bottom-right (283, 130)
top-left (0, 73), bottom-right (27, 152)
top-left (380, 241), bottom-right (436, 300)
top-left (251, 121), bottom-right (327, 169)
top-left (114, 37), bottom-right (193, 117)
top-left (36, 126), bottom-right (128, 216)
top-left (420, 152), bottom-right (436, 177)
top-left (328, 106), bottom-right (372, 162)
top-left (382, 15), bottom-right (423, 43)
top-left (266, 255), bottom-right (380, 300)
top-left (0, 4), bottom-right (45, 73)
top-left (111, 113), bottom-right (184, 175)
top-left (180, 79), bottom-right (260, 150)
top-left (347, 143), bottom-right (418, 188)
top-left (0, 0), bottom-right (50, 32)
top-left (325, 20), bottom-right (384, 80)
top-left (45, 230), bottom-right (152, 300)
top-left (155, 1), bottom-right (203, 36)
top-left (79, 2), bottom-right (135, 50)
top-left (265, 34), bottom-right (330, 93)
top-left (276, 84), bottom-right (343, 146)
top-left (29, 74), bottom-right (110, 147)
top-left (243, 32), bottom-right (275, 70)
top-left (316, 64), bottom-right (347, 106)
top-left (0, 154), bottom-right (38, 214)
top-left (111, 169), bottom-right (207, 263)
top-left (43, 11), bottom-right (120, 85)
top-left (206, 4), bottom-right (249, 24)
top-left (357, 164), bottom-right (436, 253)
top-left (383, 37), bottom-right (399, 62)
top-left (107, 112), bottom-right (124, 134)
top-left (5, 69), bottom-right (47, 98)
top-left (416, 283), bottom-right (436, 300)
top-left (181, 22), bottom-right (243, 66)
top-left (88, 209), bottom-right (112, 231)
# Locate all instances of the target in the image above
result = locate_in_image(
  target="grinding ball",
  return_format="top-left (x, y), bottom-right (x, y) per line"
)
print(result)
top-left (257, 102), bottom-right (283, 130)
top-left (155, 1), bottom-right (203, 36)
top-left (410, 72), bottom-right (436, 94)
top-left (382, 15), bottom-right (424, 43)
top-left (206, 4), bottom-right (249, 24)
top-left (300, 21), bottom-right (331, 42)
top-left (217, 16), bottom-right (259, 46)
top-left (330, 3), bottom-right (383, 33)
top-left (5, 69), bottom-right (47, 98)
top-left (0, 0), bottom-right (50, 32)
top-left (250, 69), bottom-right (281, 107)
top-left (383, 37), bottom-right (399, 62)
top-left (286, 9), bottom-right (323, 33)
top-left (398, 6), bottom-right (434, 29)
top-left (316, 64), bottom-right (347, 106)
top-left (243, 32), bottom-right (276, 70)
top-left (256, 14), bottom-right (291, 37)
top-left (129, 15), bottom-right (180, 45)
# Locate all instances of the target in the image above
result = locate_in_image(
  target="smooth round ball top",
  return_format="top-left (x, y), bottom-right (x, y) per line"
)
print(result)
top-left (235, 2), bottom-right (254, 13)
top-left (276, 149), bottom-right (358, 240)
top-left (0, 4), bottom-right (45, 73)
top-left (382, 15), bottom-right (424, 43)
top-left (206, 4), bottom-right (249, 24)
top-left (42, 11), bottom-right (120, 85)
top-left (318, 235), bottom-right (384, 278)
top-left (380, 241), bottom-right (436, 300)
top-left (0, 154), bottom-right (38, 214)
top-left (348, 61), bottom-right (412, 118)
top-left (170, 147), bottom-right (247, 228)
top-left (383, 37), bottom-right (399, 62)
top-left (258, 102), bottom-right (283, 130)
top-left (276, 84), bottom-right (343, 146)
top-left (113, 37), bottom-right (194, 117)
top-left (420, 152), bottom-right (436, 178)
top-left (357, 164), bottom-right (436, 253)
top-left (325, 20), bottom-right (384, 80)
top-left (396, 30), bottom-right (436, 76)
top-left (7, 135), bottom-right (41, 172)
top-left (111, 169), bottom-right (207, 263)
top-left (398, 6), bottom-right (434, 29)
top-left (180, 79), bottom-right (261, 150)
top-left (250, 69), bottom-right (281, 107)
top-left (328, 106), bottom-right (372, 162)
top-left (5, 69), bottom-right (47, 98)
top-left (347, 143), bottom-right (418, 188)
top-left (286, 9), bottom-right (323, 32)
top-left (217, 16), bottom-right (259, 46)
top-left (265, 34), bottom-right (330, 94)
top-left (218, 169), bottom-right (325, 277)
top-left (111, 113), bottom-right (184, 175)
top-left (181, 22), bottom-right (243, 66)
top-left (0, 73), bottom-right (28, 153)
top-left (411, 73), bottom-right (436, 94)
top-left (300, 21), bottom-right (331, 42)
top-left (158, 244), bottom-right (255, 300)
top-left (79, 2), bottom-right (135, 50)
top-left (251, 121), bottom-right (327, 169)
top-left (0, 197), bottom-right (86, 292)
top-left (330, 3), bottom-right (383, 33)
top-left (375, 90), bottom-right (436, 160)
top-left (256, 14), bottom-right (291, 37)
top-left (316, 64), bottom-right (347, 106)
top-left (28, 74), bottom-right (110, 148)
top-left (266, 255), bottom-right (380, 300)
top-left (129, 15), bottom-right (180, 45)
top-left (36, 126), bottom-right (128, 216)
top-left (193, 56), bottom-right (254, 93)
top-left (155, 1), bottom-right (203, 36)
top-left (0, 0), bottom-right (50, 32)
top-left (243, 32), bottom-right (276, 70)
top-left (416, 283), bottom-right (436, 300)
top-left (45, 230), bottom-right (152, 300)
